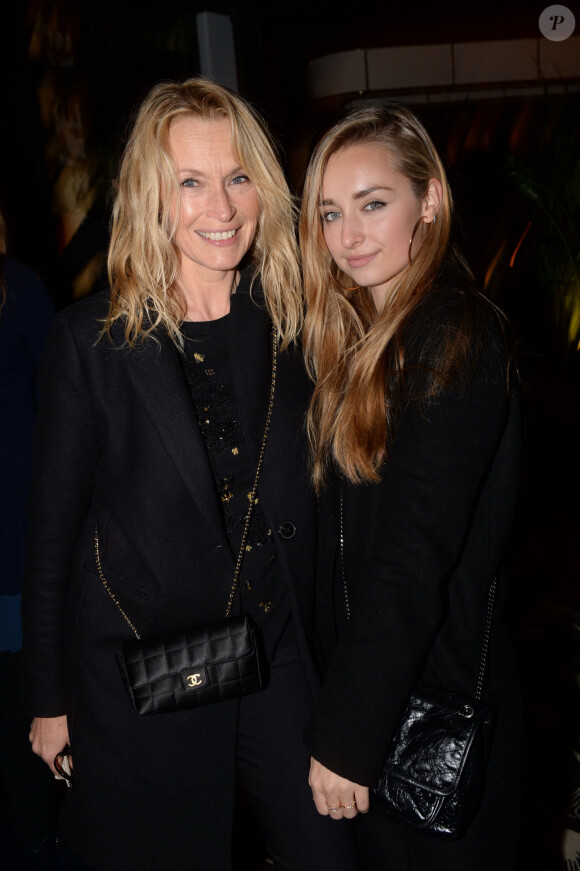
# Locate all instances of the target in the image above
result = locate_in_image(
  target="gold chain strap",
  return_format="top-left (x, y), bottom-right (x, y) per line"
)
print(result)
top-left (94, 530), bottom-right (141, 639)
top-left (225, 324), bottom-right (277, 617)
top-left (95, 324), bottom-right (278, 635)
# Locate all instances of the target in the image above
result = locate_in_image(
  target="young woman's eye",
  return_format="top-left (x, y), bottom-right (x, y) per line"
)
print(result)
top-left (321, 210), bottom-right (341, 224)
top-left (364, 200), bottom-right (385, 212)
top-left (180, 177), bottom-right (198, 188)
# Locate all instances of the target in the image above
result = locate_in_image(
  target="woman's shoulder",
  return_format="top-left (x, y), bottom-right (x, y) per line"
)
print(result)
top-left (54, 290), bottom-right (110, 333)
top-left (46, 291), bottom-right (118, 359)
top-left (412, 263), bottom-right (500, 332)
top-left (403, 265), bottom-right (513, 393)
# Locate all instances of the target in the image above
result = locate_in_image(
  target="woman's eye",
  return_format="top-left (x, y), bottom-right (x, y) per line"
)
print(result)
top-left (321, 210), bottom-right (341, 224)
top-left (364, 200), bottom-right (385, 212)
top-left (231, 175), bottom-right (249, 185)
top-left (180, 177), bottom-right (198, 188)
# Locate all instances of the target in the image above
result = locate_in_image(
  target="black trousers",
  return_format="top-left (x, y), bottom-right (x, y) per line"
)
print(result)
top-left (59, 621), bottom-right (360, 871)
top-left (237, 620), bottom-right (360, 871)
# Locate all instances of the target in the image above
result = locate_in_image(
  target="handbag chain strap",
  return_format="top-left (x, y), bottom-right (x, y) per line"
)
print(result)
top-left (224, 324), bottom-right (277, 617)
top-left (339, 488), bottom-right (496, 702)
top-left (475, 576), bottom-right (496, 702)
top-left (94, 538), bottom-right (141, 638)
top-left (95, 324), bottom-right (278, 637)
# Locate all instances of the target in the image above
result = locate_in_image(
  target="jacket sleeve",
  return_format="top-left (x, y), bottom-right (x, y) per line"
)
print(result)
top-left (305, 309), bottom-right (515, 785)
top-left (22, 308), bottom-right (101, 717)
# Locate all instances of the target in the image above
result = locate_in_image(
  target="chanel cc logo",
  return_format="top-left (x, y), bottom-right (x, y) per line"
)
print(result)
top-left (181, 667), bottom-right (207, 691)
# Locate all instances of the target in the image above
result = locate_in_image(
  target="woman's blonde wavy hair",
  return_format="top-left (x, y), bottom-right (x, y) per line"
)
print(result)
top-left (300, 104), bottom-right (472, 490)
top-left (105, 78), bottom-right (301, 348)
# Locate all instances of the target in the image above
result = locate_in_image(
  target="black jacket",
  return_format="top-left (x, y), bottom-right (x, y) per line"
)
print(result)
top-left (22, 273), bottom-right (317, 869)
top-left (306, 284), bottom-right (521, 866)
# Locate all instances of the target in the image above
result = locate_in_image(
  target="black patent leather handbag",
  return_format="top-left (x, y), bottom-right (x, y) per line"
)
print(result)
top-left (339, 491), bottom-right (496, 839)
top-left (370, 681), bottom-right (495, 838)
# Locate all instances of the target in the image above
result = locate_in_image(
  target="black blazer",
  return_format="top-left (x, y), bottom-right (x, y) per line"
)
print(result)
top-left (305, 285), bottom-right (521, 860)
top-left (22, 274), bottom-right (318, 868)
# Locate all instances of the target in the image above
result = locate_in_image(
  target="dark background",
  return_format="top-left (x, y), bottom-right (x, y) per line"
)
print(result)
top-left (1, 1), bottom-right (579, 867)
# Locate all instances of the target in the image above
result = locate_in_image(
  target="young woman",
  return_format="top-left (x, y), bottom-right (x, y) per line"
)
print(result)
top-left (300, 105), bottom-right (521, 869)
top-left (23, 78), bottom-right (359, 871)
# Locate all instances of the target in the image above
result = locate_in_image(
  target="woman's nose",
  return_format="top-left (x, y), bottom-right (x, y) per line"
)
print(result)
top-left (341, 215), bottom-right (363, 248)
top-left (207, 187), bottom-right (236, 222)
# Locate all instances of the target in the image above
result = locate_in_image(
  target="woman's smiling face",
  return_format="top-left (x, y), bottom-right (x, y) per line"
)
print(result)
top-left (319, 143), bottom-right (429, 309)
top-left (168, 115), bottom-right (261, 288)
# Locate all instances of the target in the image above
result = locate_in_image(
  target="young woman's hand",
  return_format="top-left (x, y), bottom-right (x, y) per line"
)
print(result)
top-left (309, 757), bottom-right (369, 819)
top-left (30, 715), bottom-right (71, 776)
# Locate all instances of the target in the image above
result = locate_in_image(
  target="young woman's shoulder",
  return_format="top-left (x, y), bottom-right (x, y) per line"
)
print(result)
top-left (403, 262), bottom-right (512, 396)
top-left (412, 261), bottom-right (501, 332)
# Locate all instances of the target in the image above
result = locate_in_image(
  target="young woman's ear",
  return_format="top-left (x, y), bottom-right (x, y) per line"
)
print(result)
top-left (422, 178), bottom-right (443, 223)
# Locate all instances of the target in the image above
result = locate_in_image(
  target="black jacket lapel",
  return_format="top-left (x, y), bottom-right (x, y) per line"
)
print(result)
top-left (228, 282), bottom-right (273, 470)
top-left (124, 329), bottom-right (228, 544)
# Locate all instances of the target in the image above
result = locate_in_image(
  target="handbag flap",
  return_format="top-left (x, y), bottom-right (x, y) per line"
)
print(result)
top-left (121, 614), bottom-right (257, 690)
top-left (384, 685), bottom-right (485, 796)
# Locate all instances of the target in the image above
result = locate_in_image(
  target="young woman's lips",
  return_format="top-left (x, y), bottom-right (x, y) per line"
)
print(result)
top-left (346, 252), bottom-right (376, 268)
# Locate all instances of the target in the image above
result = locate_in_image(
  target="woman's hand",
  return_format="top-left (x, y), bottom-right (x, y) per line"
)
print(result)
top-left (309, 757), bottom-right (370, 819)
top-left (29, 715), bottom-right (71, 776)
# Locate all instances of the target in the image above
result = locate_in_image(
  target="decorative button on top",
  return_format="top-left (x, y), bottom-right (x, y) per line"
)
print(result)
top-left (277, 521), bottom-right (296, 540)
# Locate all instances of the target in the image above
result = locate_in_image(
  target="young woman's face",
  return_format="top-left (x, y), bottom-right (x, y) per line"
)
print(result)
top-left (168, 116), bottom-right (261, 288)
top-left (319, 143), bottom-right (428, 309)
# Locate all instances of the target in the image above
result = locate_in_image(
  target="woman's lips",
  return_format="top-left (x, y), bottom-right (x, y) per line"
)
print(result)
top-left (345, 252), bottom-right (376, 268)
top-left (196, 228), bottom-right (240, 245)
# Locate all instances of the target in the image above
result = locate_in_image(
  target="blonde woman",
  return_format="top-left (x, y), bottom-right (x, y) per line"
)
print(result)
top-left (23, 79), bottom-right (359, 871)
top-left (300, 105), bottom-right (521, 869)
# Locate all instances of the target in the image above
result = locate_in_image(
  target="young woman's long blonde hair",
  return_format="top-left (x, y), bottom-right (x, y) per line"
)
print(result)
top-left (300, 104), bottom-right (473, 489)
top-left (106, 78), bottom-right (301, 348)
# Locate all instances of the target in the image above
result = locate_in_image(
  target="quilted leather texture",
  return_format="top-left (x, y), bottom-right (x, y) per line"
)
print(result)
top-left (118, 614), bottom-right (267, 715)
top-left (371, 683), bottom-right (494, 838)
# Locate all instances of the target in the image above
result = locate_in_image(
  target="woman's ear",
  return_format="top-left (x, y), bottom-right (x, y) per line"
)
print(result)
top-left (423, 178), bottom-right (443, 222)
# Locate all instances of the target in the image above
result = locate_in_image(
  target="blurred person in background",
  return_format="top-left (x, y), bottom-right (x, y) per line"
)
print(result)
top-left (0, 206), bottom-right (54, 863)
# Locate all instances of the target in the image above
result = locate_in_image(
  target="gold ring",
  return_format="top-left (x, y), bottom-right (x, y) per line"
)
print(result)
top-left (327, 805), bottom-right (341, 813)
top-left (343, 801), bottom-right (356, 810)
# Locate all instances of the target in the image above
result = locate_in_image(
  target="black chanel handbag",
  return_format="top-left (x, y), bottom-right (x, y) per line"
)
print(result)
top-left (113, 613), bottom-right (267, 715)
top-left (94, 328), bottom-right (278, 716)
top-left (339, 492), bottom-right (496, 839)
